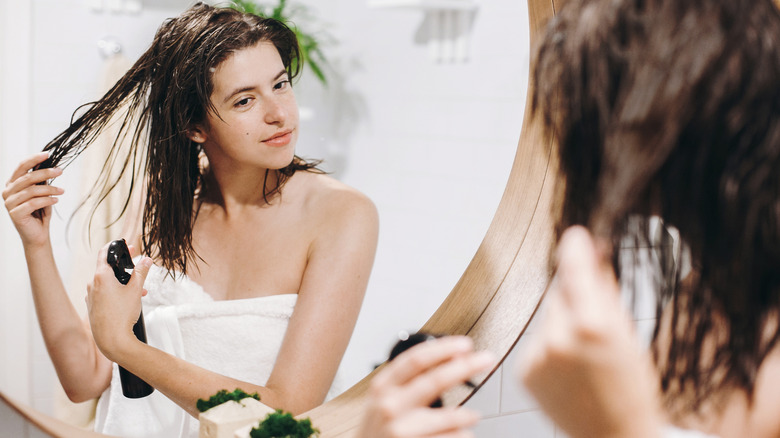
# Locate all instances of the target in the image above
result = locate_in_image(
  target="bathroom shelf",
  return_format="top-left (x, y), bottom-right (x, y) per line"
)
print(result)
top-left (368, 0), bottom-right (478, 63)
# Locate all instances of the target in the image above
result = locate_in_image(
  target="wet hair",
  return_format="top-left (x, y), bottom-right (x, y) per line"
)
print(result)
top-left (38, 2), bottom-right (319, 275)
top-left (533, 0), bottom-right (780, 415)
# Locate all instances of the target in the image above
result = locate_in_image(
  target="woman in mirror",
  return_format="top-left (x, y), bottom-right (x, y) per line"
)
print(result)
top-left (358, 0), bottom-right (780, 436)
top-left (2, 3), bottom-right (378, 437)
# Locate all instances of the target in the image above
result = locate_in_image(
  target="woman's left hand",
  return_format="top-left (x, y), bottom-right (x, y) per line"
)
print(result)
top-left (86, 243), bottom-right (152, 362)
top-left (516, 226), bottom-right (663, 438)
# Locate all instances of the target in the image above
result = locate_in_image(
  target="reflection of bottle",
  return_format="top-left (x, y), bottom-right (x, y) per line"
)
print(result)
top-left (107, 239), bottom-right (154, 399)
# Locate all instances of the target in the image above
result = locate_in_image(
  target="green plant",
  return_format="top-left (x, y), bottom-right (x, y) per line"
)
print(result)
top-left (196, 388), bottom-right (261, 412)
top-left (232, 0), bottom-right (330, 85)
top-left (249, 410), bottom-right (319, 438)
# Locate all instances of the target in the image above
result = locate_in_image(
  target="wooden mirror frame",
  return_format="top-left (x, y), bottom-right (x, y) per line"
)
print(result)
top-left (305, 0), bottom-right (562, 435)
top-left (0, 0), bottom-right (562, 436)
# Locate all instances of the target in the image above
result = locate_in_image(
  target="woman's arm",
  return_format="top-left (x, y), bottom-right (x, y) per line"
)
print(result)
top-left (3, 152), bottom-right (112, 402)
top-left (261, 188), bottom-right (379, 413)
top-left (87, 188), bottom-right (379, 418)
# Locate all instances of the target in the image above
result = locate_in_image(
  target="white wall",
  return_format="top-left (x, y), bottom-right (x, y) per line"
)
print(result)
top-left (315, 0), bottom-right (531, 390)
top-left (0, 0), bottom-right (34, 407)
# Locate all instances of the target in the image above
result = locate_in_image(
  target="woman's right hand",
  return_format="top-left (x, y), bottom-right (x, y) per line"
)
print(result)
top-left (357, 336), bottom-right (496, 438)
top-left (2, 152), bottom-right (64, 248)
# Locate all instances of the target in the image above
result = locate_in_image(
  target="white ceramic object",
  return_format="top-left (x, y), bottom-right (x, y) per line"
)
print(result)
top-left (199, 398), bottom-right (275, 438)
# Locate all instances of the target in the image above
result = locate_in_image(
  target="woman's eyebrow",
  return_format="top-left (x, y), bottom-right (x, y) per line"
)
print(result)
top-left (221, 70), bottom-right (288, 104)
top-left (222, 86), bottom-right (256, 104)
top-left (273, 69), bottom-right (287, 81)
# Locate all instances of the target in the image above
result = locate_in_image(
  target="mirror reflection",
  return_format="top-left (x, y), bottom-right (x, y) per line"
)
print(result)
top-left (0, 0), bottom-right (529, 434)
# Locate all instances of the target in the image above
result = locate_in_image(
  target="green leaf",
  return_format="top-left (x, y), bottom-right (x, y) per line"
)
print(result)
top-left (226, 0), bottom-right (331, 86)
top-left (196, 388), bottom-right (261, 413)
top-left (307, 59), bottom-right (327, 85)
top-left (249, 410), bottom-right (320, 438)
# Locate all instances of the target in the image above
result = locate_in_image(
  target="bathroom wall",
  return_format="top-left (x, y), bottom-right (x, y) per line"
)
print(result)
top-left (0, 0), bottom-right (35, 407)
top-left (318, 0), bottom-right (531, 391)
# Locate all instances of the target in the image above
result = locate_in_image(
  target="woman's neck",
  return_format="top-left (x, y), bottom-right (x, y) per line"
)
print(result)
top-left (198, 167), bottom-right (283, 212)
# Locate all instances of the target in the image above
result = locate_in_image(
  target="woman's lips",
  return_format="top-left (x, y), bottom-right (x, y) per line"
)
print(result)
top-left (263, 130), bottom-right (293, 147)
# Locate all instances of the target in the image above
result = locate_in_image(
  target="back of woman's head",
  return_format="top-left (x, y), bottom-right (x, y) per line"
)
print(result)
top-left (41, 3), bottom-right (312, 275)
top-left (533, 0), bottom-right (780, 413)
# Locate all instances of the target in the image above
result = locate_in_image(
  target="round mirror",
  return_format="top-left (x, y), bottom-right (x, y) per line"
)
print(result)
top-left (0, 0), bottom-right (559, 436)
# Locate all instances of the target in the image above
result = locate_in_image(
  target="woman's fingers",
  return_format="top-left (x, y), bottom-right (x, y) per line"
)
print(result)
top-left (555, 226), bottom-right (621, 334)
top-left (359, 338), bottom-right (494, 438)
top-left (95, 245), bottom-right (109, 272)
top-left (369, 336), bottom-right (495, 405)
top-left (5, 166), bottom-right (63, 193)
top-left (3, 166), bottom-right (63, 221)
top-left (4, 183), bottom-right (64, 211)
top-left (6, 152), bottom-right (50, 184)
top-left (5, 160), bottom-right (61, 194)
top-left (5, 193), bottom-right (60, 218)
top-left (556, 226), bottom-right (606, 307)
top-left (372, 336), bottom-right (475, 389)
top-left (395, 350), bottom-right (495, 409)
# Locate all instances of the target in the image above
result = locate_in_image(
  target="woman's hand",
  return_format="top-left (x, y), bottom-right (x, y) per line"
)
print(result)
top-left (358, 336), bottom-right (496, 438)
top-left (2, 152), bottom-right (64, 248)
top-left (517, 226), bottom-right (663, 438)
top-left (86, 243), bottom-right (152, 362)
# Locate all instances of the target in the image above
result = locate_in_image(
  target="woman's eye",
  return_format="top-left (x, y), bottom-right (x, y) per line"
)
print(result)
top-left (235, 97), bottom-right (252, 107)
top-left (274, 80), bottom-right (290, 91)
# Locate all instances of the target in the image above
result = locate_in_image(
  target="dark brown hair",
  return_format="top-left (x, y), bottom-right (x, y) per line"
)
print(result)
top-left (533, 0), bottom-right (780, 415)
top-left (39, 2), bottom-right (319, 275)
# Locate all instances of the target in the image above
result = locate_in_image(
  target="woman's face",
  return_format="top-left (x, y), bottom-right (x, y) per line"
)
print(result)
top-left (192, 40), bottom-right (299, 173)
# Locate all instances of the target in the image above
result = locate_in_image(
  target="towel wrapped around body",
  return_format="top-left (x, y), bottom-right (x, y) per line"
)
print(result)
top-left (93, 263), bottom-right (342, 438)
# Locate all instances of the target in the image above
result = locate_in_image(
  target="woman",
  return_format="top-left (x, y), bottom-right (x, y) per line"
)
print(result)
top-left (3, 3), bottom-right (378, 437)
top-left (358, 0), bottom-right (780, 436)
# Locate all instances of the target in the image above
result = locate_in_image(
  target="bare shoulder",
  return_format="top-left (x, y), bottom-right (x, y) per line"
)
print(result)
top-left (294, 171), bottom-right (378, 230)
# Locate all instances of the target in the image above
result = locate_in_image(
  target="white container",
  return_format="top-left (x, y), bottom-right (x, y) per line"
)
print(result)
top-left (199, 398), bottom-right (275, 438)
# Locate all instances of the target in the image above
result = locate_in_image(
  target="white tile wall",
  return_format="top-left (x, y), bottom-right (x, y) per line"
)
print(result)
top-left (463, 226), bottom-right (669, 437)
top-left (0, 0), bottom-right (35, 408)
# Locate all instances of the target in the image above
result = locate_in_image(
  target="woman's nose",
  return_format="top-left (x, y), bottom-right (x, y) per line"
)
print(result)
top-left (263, 96), bottom-right (287, 124)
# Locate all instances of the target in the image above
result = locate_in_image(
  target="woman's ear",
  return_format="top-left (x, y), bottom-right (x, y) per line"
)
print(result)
top-left (187, 125), bottom-right (208, 144)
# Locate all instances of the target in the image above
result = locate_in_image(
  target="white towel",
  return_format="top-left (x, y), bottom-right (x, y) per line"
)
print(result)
top-left (94, 264), bottom-right (342, 438)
